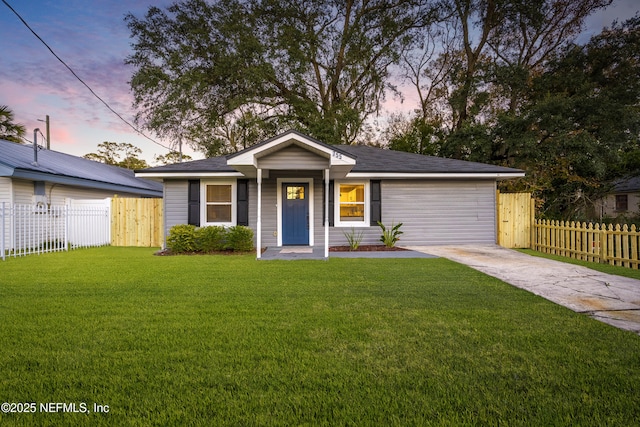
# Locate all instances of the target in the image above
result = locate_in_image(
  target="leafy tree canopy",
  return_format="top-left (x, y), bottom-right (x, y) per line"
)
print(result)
top-left (154, 151), bottom-right (193, 165)
top-left (84, 142), bottom-right (149, 170)
top-left (125, 0), bottom-right (440, 154)
top-left (441, 15), bottom-right (640, 219)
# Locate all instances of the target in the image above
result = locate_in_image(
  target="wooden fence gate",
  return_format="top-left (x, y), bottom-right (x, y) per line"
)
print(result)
top-left (110, 197), bottom-right (163, 247)
top-left (497, 192), bottom-right (534, 248)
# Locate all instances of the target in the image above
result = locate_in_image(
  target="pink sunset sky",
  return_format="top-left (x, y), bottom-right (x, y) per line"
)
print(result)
top-left (1, 0), bottom-right (638, 164)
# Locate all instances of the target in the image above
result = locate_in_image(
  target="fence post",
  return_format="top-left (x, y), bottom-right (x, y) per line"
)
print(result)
top-left (1, 202), bottom-right (4, 261)
top-left (631, 225), bottom-right (638, 269)
top-left (64, 204), bottom-right (69, 251)
top-left (530, 198), bottom-right (535, 249)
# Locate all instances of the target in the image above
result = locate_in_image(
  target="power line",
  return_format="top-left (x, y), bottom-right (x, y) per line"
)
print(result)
top-left (1, 0), bottom-right (172, 152)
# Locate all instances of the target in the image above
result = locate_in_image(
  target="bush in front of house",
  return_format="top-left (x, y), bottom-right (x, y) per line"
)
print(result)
top-left (166, 224), bottom-right (198, 253)
top-left (196, 225), bottom-right (226, 252)
top-left (166, 224), bottom-right (254, 254)
top-left (224, 225), bottom-right (255, 252)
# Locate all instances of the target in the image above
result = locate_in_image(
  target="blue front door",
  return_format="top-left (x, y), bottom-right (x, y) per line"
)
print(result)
top-left (282, 183), bottom-right (309, 245)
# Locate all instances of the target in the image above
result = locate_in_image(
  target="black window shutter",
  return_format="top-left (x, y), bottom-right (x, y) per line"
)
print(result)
top-left (237, 179), bottom-right (249, 226)
top-left (187, 180), bottom-right (200, 226)
top-left (323, 180), bottom-right (335, 226)
top-left (370, 180), bottom-right (381, 226)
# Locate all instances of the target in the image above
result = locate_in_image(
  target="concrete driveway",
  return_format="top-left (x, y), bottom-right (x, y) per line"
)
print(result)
top-left (408, 245), bottom-right (640, 335)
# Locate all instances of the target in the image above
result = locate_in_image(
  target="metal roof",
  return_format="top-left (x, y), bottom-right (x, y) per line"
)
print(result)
top-left (0, 139), bottom-right (162, 197)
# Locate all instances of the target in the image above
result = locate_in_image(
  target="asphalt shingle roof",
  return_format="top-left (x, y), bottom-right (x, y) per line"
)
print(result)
top-left (136, 156), bottom-right (235, 173)
top-left (336, 145), bottom-right (522, 174)
top-left (613, 176), bottom-right (640, 193)
top-left (138, 143), bottom-right (523, 175)
top-left (0, 139), bottom-right (162, 195)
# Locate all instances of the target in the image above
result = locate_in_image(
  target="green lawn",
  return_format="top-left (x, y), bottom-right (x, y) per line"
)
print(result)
top-left (520, 249), bottom-right (640, 280)
top-left (1, 247), bottom-right (639, 426)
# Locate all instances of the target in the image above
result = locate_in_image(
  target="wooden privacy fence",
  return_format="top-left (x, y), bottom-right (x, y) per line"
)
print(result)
top-left (497, 192), bottom-right (534, 248)
top-left (110, 198), bottom-right (163, 247)
top-left (533, 220), bottom-right (639, 269)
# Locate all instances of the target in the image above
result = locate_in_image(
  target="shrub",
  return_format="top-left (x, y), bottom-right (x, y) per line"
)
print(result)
top-left (196, 226), bottom-right (226, 252)
top-left (167, 224), bottom-right (254, 254)
top-left (224, 226), bottom-right (255, 252)
top-left (378, 221), bottom-right (403, 248)
top-left (343, 227), bottom-right (364, 251)
top-left (167, 224), bottom-right (198, 253)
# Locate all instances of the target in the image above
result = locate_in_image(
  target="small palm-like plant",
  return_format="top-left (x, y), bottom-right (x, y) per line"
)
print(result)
top-left (343, 227), bottom-right (364, 251)
top-left (378, 221), bottom-right (403, 248)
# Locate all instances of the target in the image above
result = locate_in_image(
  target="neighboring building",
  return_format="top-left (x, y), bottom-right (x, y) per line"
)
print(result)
top-left (0, 138), bottom-right (162, 207)
top-left (598, 176), bottom-right (640, 219)
top-left (136, 130), bottom-right (524, 258)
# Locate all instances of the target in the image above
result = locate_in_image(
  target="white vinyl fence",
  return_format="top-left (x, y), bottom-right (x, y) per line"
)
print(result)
top-left (1, 201), bottom-right (111, 260)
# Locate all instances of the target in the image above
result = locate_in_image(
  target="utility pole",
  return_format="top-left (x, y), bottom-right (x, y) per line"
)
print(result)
top-left (45, 115), bottom-right (50, 149)
top-left (38, 115), bottom-right (50, 149)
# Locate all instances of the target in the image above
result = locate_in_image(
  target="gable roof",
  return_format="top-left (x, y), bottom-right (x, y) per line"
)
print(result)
top-left (136, 131), bottom-right (524, 180)
top-left (227, 129), bottom-right (355, 163)
top-left (613, 176), bottom-right (640, 193)
top-left (0, 139), bottom-right (162, 197)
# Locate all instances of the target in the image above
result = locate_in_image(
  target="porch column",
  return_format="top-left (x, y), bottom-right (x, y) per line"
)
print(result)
top-left (324, 168), bottom-right (330, 258)
top-left (256, 168), bottom-right (262, 259)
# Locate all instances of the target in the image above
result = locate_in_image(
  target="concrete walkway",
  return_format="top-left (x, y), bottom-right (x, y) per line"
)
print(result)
top-left (260, 246), bottom-right (436, 260)
top-left (409, 245), bottom-right (640, 335)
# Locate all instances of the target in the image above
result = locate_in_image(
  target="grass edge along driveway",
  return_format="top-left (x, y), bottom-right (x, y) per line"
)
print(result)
top-left (1, 247), bottom-right (639, 426)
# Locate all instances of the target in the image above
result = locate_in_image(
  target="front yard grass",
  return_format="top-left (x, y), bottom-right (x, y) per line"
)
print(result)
top-left (520, 249), bottom-right (640, 280)
top-left (1, 247), bottom-right (639, 426)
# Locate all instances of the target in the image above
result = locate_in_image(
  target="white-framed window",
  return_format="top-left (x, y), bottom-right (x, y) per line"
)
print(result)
top-left (201, 180), bottom-right (236, 226)
top-left (334, 181), bottom-right (369, 227)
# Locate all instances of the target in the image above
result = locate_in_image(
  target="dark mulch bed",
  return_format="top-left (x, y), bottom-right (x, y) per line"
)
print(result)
top-left (329, 245), bottom-right (408, 252)
top-left (154, 249), bottom-right (252, 256)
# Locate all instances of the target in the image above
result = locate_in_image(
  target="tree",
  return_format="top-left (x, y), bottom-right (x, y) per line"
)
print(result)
top-left (84, 142), bottom-right (149, 170)
top-left (154, 151), bottom-right (193, 165)
top-left (487, 0), bottom-right (612, 114)
top-left (399, 0), bottom-right (612, 146)
top-left (496, 16), bottom-right (640, 218)
top-left (0, 105), bottom-right (26, 143)
top-left (125, 0), bottom-right (440, 154)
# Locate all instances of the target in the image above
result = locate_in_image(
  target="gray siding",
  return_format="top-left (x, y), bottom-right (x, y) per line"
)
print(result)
top-left (259, 178), bottom-right (278, 247)
top-left (328, 179), bottom-right (497, 246)
top-left (164, 180), bottom-right (188, 239)
top-left (10, 178), bottom-right (153, 206)
top-left (163, 177), bottom-right (498, 250)
top-left (0, 177), bottom-right (11, 204)
top-left (258, 146), bottom-right (329, 170)
top-left (382, 180), bottom-right (496, 245)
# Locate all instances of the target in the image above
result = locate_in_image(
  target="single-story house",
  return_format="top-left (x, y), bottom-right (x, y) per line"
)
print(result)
top-left (0, 138), bottom-right (162, 206)
top-left (597, 176), bottom-right (640, 219)
top-left (136, 130), bottom-right (524, 258)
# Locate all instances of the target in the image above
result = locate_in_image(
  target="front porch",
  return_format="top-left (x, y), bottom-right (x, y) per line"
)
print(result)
top-left (226, 131), bottom-right (358, 259)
